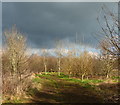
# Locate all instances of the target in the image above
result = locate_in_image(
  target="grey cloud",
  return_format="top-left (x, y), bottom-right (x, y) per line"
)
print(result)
top-left (2, 2), bottom-right (117, 49)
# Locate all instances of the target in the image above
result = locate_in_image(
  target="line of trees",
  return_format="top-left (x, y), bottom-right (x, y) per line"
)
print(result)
top-left (27, 50), bottom-right (118, 79)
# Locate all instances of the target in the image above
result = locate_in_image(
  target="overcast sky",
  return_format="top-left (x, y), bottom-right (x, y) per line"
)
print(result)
top-left (2, 2), bottom-right (117, 54)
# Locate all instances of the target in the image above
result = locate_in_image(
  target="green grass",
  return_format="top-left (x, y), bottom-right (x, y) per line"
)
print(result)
top-left (34, 72), bottom-right (104, 87)
top-left (4, 72), bottom-right (119, 103)
top-left (35, 73), bottom-right (51, 78)
top-left (32, 73), bottom-right (97, 94)
top-left (33, 72), bottom-right (119, 92)
top-left (31, 73), bottom-right (120, 100)
top-left (82, 79), bottom-right (104, 83)
top-left (60, 77), bottom-right (105, 88)
top-left (61, 77), bottom-right (103, 84)
top-left (112, 76), bottom-right (120, 80)
top-left (112, 80), bottom-right (119, 82)
top-left (32, 77), bottom-right (42, 83)
top-left (4, 97), bottom-right (23, 103)
top-left (57, 73), bottom-right (69, 78)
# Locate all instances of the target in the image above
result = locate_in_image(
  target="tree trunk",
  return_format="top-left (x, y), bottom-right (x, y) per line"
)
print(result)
top-left (106, 74), bottom-right (109, 79)
top-left (58, 58), bottom-right (61, 76)
top-left (43, 56), bottom-right (47, 74)
top-left (44, 64), bottom-right (47, 74)
top-left (81, 73), bottom-right (85, 81)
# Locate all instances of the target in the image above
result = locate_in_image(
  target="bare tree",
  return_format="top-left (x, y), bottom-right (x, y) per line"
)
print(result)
top-left (3, 26), bottom-right (30, 96)
top-left (78, 51), bottom-right (93, 80)
top-left (28, 54), bottom-right (44, 73)
top-left (102, 56), bottom-right (114, 78)
top-left (55, 40), bottom-right (64, 76)
top-left (97, 6), bottom-right (120, 70)
top-left (41, 49), bottom-right (48, 74)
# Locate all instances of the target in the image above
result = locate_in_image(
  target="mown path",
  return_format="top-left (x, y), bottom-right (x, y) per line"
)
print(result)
top-left (29, 74), bottom-right (104, 104)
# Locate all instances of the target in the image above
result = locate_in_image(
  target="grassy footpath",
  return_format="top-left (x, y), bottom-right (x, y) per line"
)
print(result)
top-left (3, 72), bottom-right (120, 104)
top-left (27, 72), bottom-right (119, 103)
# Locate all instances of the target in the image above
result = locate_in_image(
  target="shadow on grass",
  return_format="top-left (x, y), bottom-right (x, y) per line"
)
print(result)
top-left (29, 79), bottom-right (104, 104)
top-left (97, 82), bottom-right (120, 103)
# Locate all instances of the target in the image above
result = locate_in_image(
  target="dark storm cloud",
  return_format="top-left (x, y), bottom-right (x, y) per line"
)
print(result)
top-left (2, 2), bottom-right (117, 48)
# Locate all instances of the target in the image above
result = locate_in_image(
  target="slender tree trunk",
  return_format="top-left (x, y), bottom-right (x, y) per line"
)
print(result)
top-left (106, 71), bottom-right (109, 79)
top-left (43, 56), bottom-right (47, 74)
top-left (44, 64), bottom-right (47, 74)
top-left (106, 74), bottom-right (109, 78)
top-left (81, 73), bottom-right (85, 81)
top-left (58, 58), bottom-right (61, 76)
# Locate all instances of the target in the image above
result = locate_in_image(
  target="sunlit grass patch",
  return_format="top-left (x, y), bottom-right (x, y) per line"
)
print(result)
top-left (32, 77), bottom-right (43, 83)
top-left (57, 73), bottom-right (69, 78)
top-left (3, 97), bottom-right (24, 103)
top-left (61, 77), bottom-right (103, 83)
top-left (112, 76), bottom-right (120, 80)
top-left (112, 79), bottom-right (119, 83)
top-left (60, 77), bottom-right (105, 88)
top-left (35, 73), bottom-right (51, 78)
top-left (82, 79), bottom-right (104, 84)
